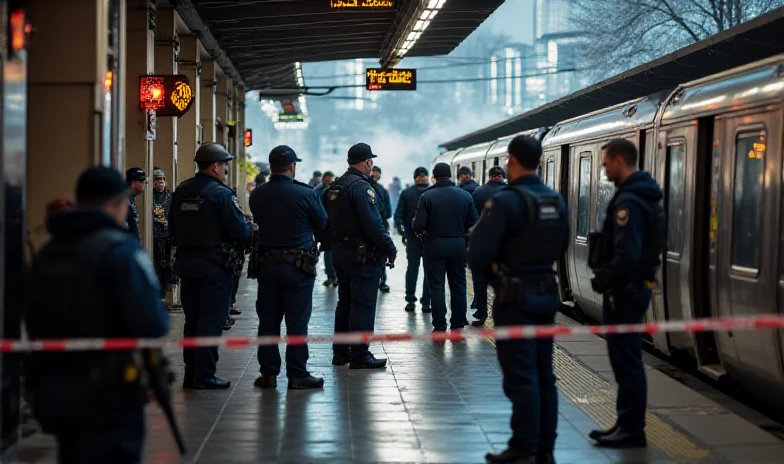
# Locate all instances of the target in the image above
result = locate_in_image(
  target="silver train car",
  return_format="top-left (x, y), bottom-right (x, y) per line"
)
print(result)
top-left (438, 54), bottom-right (784, 407)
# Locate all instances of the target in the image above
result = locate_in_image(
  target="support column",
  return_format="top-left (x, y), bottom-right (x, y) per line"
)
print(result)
top-left (176, 35), bottom-right (200, 177)
top-left (124, 0), bottom-right (154, 253)
top-left (200, 59), bottom-right (216, 143)
top-left (236, 89), bottom-right (249, 213)
top-left (27, 0), bottom-right (109, 250)
top-left (153, 7), bottom-right (177, 186)
top-left (215, 72), bottom-right (229, 150)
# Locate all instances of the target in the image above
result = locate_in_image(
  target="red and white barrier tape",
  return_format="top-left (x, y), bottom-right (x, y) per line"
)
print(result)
top-left (2, 315), bottom-right (783, 353)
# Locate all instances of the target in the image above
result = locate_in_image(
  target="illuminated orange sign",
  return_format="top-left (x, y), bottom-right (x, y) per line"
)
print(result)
top-left (244, 129), bottom-right (253, 147)
top-left (330, 0), bottom-right (396, 9)
top-left (366, 68), bottom-right (416, 91)
top-left (139, 74), bottom-right (194, 117)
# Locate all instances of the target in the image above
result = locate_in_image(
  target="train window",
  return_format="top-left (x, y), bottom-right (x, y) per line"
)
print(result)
top-left (545, 158), bottom-right (555, 189)
top-left (577, 153), bottom-right (592, 238)
top-left (666, 142), bottom-right (685, 253)
top-left (595, 166), bottom-right (614, 228)
top-left (731, 131), bottom-right (766, 270)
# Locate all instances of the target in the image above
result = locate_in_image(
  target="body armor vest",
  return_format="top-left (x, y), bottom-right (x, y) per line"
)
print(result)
top-left (499, 186), bottom-right (566, 273)
top-left (173, 180), bottom-right (226, 250)
top-left (325, 173), bottom-right (367, 240)
top-left (27, 228), bottom-right (134, 379)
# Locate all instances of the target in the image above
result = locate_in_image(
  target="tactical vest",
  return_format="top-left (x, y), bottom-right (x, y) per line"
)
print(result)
top-left (173, 180), bottom-right (227, 250)
top-left (26, 228), bottom-right (136, 383)
top-left (602, 191), bottom-right (665, 281)
top-left (499, 186), bottom-right (566, 272)
top-left (325, 173), bottom-right (367, 240)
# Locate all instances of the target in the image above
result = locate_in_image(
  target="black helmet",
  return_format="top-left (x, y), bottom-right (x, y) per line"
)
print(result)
top-left (194, 143), bottom-right (233, 163)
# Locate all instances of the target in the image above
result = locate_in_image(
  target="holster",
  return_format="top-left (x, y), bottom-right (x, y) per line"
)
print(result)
top-left (587, 231), bottom-right (607, 270)
top-left (258, 247), bottom-right (319, 276)
top-left (490, 265), bottom-right (557, 304)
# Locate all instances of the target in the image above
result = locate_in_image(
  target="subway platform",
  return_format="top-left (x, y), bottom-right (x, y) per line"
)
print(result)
top-left (12, 238), bottom-right (784, 463)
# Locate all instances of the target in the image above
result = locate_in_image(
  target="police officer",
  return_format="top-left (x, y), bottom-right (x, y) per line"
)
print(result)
top-left (152, 167), bottom-right (173, 300)
top-left (370, 166), bottom-right (392, 292)
top-left (468, 135), bottom-right (568, 464)
top-left (26, 166), bottom-right (169, 463)
top-left (314, 171), bottom-right (338, 287)
top-left (393, 167), bottom-right (431, 313)
top-left (326, 142), bottom-right (396, 368)
top-left (457, 166), bottom-right (478, 194)
top-left (169, 143), bottom-right (252, 389)
top-left (469, 166), bottom-right (507, 326)
top-left (125, 167), bottom-right (146, 238)
top-left (413, 163), bottom-right (478, 332)
top-left (588, 138), bottom-right (663, 448)
top-left (250, 146), bottom-right (328, 390)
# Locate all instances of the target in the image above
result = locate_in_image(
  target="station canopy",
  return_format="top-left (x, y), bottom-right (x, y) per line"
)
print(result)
top-left (174, 0), bottom-right (505, 93)
top-left (440, 6), bottom-right (784, 151)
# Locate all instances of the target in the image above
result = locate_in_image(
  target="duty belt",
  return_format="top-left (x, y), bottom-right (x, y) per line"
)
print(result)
top-left (334, 237), bottom-right (382, 264)
top-left (258, 247), bottom-right (319, 276)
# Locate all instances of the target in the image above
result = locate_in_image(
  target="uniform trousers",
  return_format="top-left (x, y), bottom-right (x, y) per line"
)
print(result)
top-left (404, 232), bottom-right (430, 306)
top-left (602, 286), bottom-right (651, 434)
top-left (322, 249), bottom-right (337, 281)
top-left (494, 287), bottom-right (559, 456)
top-left (256, 261), bottom-right (315, 379)
top-left (424, 237), bottom-right (468, 330)
top-left (178, 256), bottom-right (233, 381)
top-left (332, 247), bottom-right (384, 358)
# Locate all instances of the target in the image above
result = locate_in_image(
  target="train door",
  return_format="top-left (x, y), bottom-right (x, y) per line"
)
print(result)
top-left (543, 148), bottom-right (570, 301)
top-left (712, 110), bottom-right (784, 389)
top-left (568, 144), bottom-right (601, 318)
top-left (657, 123), bottom-right (699, 353)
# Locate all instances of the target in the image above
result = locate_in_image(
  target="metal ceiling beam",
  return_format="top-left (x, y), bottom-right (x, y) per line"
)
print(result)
top-left (173, 0), bottom-right (245, 88)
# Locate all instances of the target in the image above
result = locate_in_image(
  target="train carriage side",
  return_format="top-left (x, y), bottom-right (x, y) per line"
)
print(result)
top-left (451, 142), bottom-right (494, 185)
top-left (541, 94), bottom-right (669, 353)
top-left (481, 129), bottom-right (545, 174)
top-left (656, 55), bottom-right (784, 403)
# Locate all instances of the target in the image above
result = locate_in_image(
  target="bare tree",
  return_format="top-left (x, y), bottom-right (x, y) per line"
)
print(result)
top-left (570, 0), bottom-right (784, 81)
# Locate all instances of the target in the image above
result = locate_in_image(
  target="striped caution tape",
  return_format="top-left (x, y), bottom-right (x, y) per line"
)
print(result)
top-left (2, 315), bottom-right (783, 353)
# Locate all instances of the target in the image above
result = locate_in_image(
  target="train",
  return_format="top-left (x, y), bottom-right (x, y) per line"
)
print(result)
top-left (436, 54), bottom-right (784, 408)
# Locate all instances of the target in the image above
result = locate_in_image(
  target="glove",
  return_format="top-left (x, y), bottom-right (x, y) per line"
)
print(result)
top-left (386, 255), bottom-right (396, 269)
top-left (590, 269), bottom-right (613, 294)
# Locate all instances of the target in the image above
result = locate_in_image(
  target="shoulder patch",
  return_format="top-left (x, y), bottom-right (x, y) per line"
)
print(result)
top-left (233, 195), bottom-right (243, 212)
top-left (133, 249), bottom-right (160, 289)
top-left (367, 188), bottom-right (376, 204)
top-left (616, 207), bottom-right (629, 227)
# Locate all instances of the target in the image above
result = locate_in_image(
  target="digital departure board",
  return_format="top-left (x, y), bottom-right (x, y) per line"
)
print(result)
top-left (330, 0), bottom-right (396, 9)
top-left (365, 68), bottom-right (416, 91)
top-left (139, 74), bottom-right (194, 117)
top-left (279, 113), bottom-right (305, 123)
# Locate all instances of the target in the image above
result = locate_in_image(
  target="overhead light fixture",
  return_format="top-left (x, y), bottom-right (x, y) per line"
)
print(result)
top-left (389, 0), bottom-right (448, 63)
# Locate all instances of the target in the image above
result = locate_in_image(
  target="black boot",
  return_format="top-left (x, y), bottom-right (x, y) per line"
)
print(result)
top-left (594, 428), bottom-right (646, 448)
top-left (421, 305), bottom-right (432, 313)
top-left (253, 376), bottom-right (277, 389)
top-left (332, 353), bottom-right (352, 366)
top-left (288, 375), bottom-right (324, 390)
top-left (192, 376), bottom-right (231, 390)
top-left (588, 423), bottom-right (618, 440)
top-left (405, 302), bottom-right (416, 312)
top-left (379, 282), bottom-right (390, 293)
top-left (484, 447), bottom-right (533, 463)
top-left (349, 352), bottom-right (387, 369)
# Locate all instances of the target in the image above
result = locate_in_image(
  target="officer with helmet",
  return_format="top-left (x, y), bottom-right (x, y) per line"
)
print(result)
top-left (169, 143), bottom-right (252, 389)
top-left (326, 142), bottom-right (396, 369)
top-left (468, 135), bottom-right (569, 464)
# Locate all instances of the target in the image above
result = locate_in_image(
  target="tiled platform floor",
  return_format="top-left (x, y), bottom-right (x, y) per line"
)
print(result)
top-left (11, 236), bottom-right (784, 463)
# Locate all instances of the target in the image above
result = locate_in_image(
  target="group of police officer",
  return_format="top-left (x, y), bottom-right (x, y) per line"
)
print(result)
top-left (22, 133), bottom-right (662, 463)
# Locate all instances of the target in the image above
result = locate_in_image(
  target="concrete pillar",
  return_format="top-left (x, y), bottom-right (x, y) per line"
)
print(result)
top-left (176, 35), bottom-right (200, 177)
top-left (215, 73), bottom-right (229, 149)
top-left (200, 60), bottom-right (216, 143)
top-left (125, 0), bottom-right (155, 253)
top-left (236, 89), bottom-right (249, 214)
top-left (27, 0), bottom-right (109, 250)
top-left (153, 7), bottom-right (178, 186)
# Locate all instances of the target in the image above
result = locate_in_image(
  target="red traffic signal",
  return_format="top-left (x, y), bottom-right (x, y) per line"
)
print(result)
top-left (139, 74), bottom-right (195, 117)
top-left (244, 129), bottom-right (253, 147)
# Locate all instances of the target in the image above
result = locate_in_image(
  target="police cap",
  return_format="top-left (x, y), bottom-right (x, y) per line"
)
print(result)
top-left (153, 167), bottom-right (165, 178)
top-left (347, 142), bottom-right (376, 164)
top-left (414, 167), bottom-right (429, 179)
top-left (269, 145), bottom-right (302, 166)
top-left (457, 166), bottom-right (473, 176)
top-left (194, 143), bottom-right (234, 163)
top-left (433, 163), bottom-right (451, 179)
top-left (78, 166), bottom-right (130, 204)
top-left (126, 167), bottom-right (146, 183)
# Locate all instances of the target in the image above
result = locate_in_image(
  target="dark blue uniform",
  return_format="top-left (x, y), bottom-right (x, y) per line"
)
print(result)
top-left (595, 171), bottom-right (663, 438)
top-left (469, 180), bottom-right (507, 321)
top-left (371, 179), bottom-right (392, 289)
top-left (315, 181), bottom-right (337, 282)
top-left (459, 179), bottom-right (479, 194)
top-left (393, 183), bottom-right (431, 308)
top-left (413, 181), bottom-right (478, 330)
top-left (126, 195), bottom-right (139, 238)
top-left (326, 167), bottom-right (397, 361)
top-left (250, 174), bottom-right (328, 379)
top-left (468, 175), bottom-right (569, 459)
top-left (169, 173), bottom-right (251, 383)
top-left (26, 209), bottom-right (169, 463)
